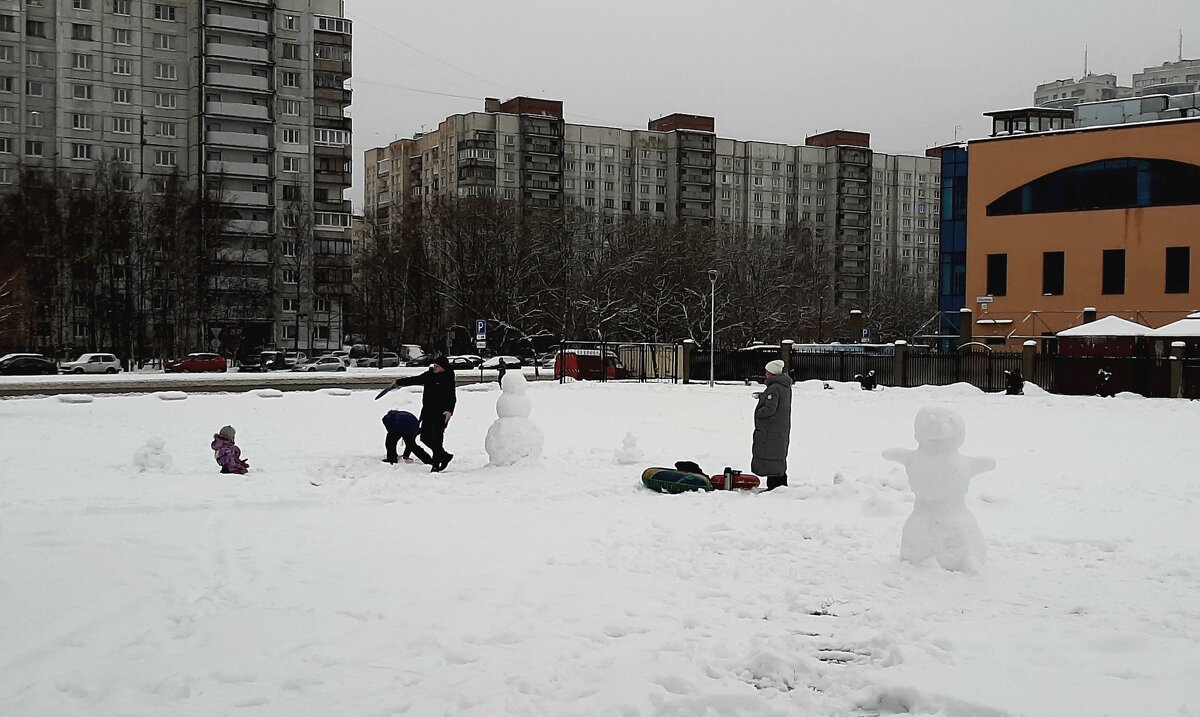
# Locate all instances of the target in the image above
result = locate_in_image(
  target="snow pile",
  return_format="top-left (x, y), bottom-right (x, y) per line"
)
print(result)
top-left (57, 394), bottom-right (94, 404)
top-left (1, 382), bottom-right (1198, 715)
top-left (133, 436), bottom-right (173, 472)
top-left (883, 406), bottom-right (995, 573)
top-left (322, 388), bottom-right (351, 397)
top-left (255, 388), bottom-right (284, 399)
top-left (155, 391), bottom-right (188, 402)
top-left (484, 371), bottom-right (544, 466)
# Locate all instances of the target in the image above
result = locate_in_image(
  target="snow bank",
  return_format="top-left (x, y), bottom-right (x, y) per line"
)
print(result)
top-left (57, 394), bottom-right (94, 404)
top-left (155, 391), bottom-right (188, 401)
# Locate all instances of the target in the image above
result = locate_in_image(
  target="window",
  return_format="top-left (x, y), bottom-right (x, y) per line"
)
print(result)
top-left (154, 92), bottom-right (176, 108)
top-left (280, 71), bottom-right (300, 88)
top-left (113, 28), bottom-right (130, 44)
top-left (986, 254), bottom-right (1007, 297)
top-left (74, 0), bottom-right (92, 8)
top-left (988, 158), bottom-right (1200, 216)
top-left (280, 240), bottom-right (298, 257)
top-left (0, 46), bottom-right (12, 62)
top-left (156, 121), bottom-right (176, 137)
top-left (0, 15), bottom-right (14, 33)
top-left (0, 107), bottom-right (10, 123)
top-left (282, 43), bottom-right (301, 60)
top-left (71, 113), bottom-right (94, 130)
top-left (1042, 251), bottom-right (1064, 296)
top-left (316, 16), bottom-right (351, 33)
top-left (73, 53), bottom-right (93, 70)
top-left (313, 129), bottom-right (349, 146)
top-left (113, 87), bottom-right (130, 104)
top-left (153, 4), bottom-right (176, 21)
top-left (112, 117), bottom-right (131, 133)
top-left (71, 24), bottom-right (93, 41)
top-left (282, 298), bottom-right (297, 312)
top-left (281, 184), bottom-right (300, 200)
top-left (0, 76), bottom-right (11, 93)
top-left (1165, 247), bottom-right (1191, 294)
top-left (112, 0), bottom-right (131, 15)
top-left (1101, 249), bottom-right (1125, 295)
top-left (154, 63), bottom-right (176, 80)
top-left (281, 99), bottom-right (300, 116)
top-left (112, 58), bottom-right (131, 75)
top-left (0, 136), bottom-right (10, 153)
top-left (155, 33), bottom-right (175, 50)
top-left (282, 156), bottom-right (301, 173)
top-left (281, 14), bottom-right (297, 31)
top-left (73, 84), bottom-right (93, 100)
top-left (26, 21), bottom-right (47, 38)
top-left (154, 150), bottom-right (176, 166)
top-left (281, 325), bottom-right (297, 340)
top-left (282, 269), bottom-right (298, 284)
top-left (72, 143), bottom-right (93, 160)
top-left (113, 146), bottom-right (131, 163)
top-left (25, 139), bottom-right (43, 156)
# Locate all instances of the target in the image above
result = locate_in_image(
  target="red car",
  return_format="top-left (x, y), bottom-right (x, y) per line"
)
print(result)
top-left (165, 353), bottom-right (228, 373)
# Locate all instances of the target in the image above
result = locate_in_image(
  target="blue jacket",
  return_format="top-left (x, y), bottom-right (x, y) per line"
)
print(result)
top-left (382, 410), bottom-right (419, 436)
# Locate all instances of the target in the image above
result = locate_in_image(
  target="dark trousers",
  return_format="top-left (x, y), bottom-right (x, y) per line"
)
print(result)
top-left (385, 432), bottom-right (432, 464)
top-left (765, 474), bottom-right (788, 491)
top-left (419, 410), bottom-right (449, 462)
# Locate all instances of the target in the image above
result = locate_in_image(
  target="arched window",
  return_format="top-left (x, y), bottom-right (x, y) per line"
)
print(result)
top-left (986, 158), bottom-right (1200, 216)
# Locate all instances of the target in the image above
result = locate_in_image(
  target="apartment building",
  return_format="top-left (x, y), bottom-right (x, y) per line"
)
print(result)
top-left (0, 0), bottom-right (352, 355)
top-left (1034, 74), bottom-right (1132, 109)
top-left (1132, 58), bottom-right (1200, 96)
top-left (364, 98), bottom-right (940, 306)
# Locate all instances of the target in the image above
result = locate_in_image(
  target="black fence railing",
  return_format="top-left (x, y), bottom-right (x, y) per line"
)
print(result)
top-left (1184, 361), bottom-right (1200, 399)
top-left (557, 342), bottom-right (681, 383)
top-left (900, 352), bottom-right (1023, 392)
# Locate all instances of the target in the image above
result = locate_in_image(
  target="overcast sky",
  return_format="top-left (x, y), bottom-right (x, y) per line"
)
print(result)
top-left (345, 0), bottom-right (1200, 207)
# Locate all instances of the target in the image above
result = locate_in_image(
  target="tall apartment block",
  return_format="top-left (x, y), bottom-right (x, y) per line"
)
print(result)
top-left (0, 0), bottom-right (353, 354)
top-left (1132, 58), bottom-right (1200, 96)
top-left (364, 98), bottom-right (940, 306)
top-left (1034, 74), bottom-right (1133, 108)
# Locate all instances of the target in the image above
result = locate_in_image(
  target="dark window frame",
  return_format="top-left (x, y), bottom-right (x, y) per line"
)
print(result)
top-left (986, 253), bottom-right (1008, 297)
top-left (1165, 246), bottom-right (1191, 294)
top-left (1042, 251), bottom-right (1065, 296)
top-left (987, 158), bottom-right (1200, 216)
top-left (1102, 249), bottom-right (1126, 295)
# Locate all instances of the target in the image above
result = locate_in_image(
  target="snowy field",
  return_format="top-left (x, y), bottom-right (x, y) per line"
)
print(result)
top-left (1, 380), bottom-right (1198, 715)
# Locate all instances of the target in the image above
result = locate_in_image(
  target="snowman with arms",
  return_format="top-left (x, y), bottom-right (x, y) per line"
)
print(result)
top-left (883, 405), bottom-right (996, 573)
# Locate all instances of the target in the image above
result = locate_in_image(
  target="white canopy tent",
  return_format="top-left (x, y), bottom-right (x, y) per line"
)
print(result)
top-left (1149, 315), bottom-right (1200, 338)
top-left (1056, 315), bottom-right (1151, 338)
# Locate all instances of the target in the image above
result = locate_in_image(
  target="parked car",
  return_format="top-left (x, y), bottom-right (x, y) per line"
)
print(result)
top-left (243, 350), bottom-right (291, 372)
top-left (0, 355), bottom-right (58, 376)
top-left (447, 354), bottom-right (484, 370)
top-left (292, 356), bottom-right (348, 372)
top-left (363, 352), bottom-right (400, 368)
top-left (282, 350), bottom-right (306, 368)
top-left (60, 353), bottom-right (121, 375)
top-left (164, 353), bottom-right (228, 373)
top-left (482, 355), bottom-right (523, 370)
top-left (0, 353), bottom-right (43, 364)
top-left (320, 350), bottom-right (351, 363)
top-left (398, 344), bottom-right (427, 364)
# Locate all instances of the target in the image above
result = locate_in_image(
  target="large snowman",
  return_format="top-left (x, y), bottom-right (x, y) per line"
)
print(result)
top-left (882, 406), bottom-right (996, 573)
top-left (484, 371), bottom-right (544, 466)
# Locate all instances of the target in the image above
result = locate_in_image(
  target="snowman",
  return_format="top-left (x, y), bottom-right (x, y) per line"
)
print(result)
top-left (133, 436), bottom-right (173, 472)
top-left (882, 406), bottom-right (996, 573)
top-left (484, 371), bottom-right (544, 466)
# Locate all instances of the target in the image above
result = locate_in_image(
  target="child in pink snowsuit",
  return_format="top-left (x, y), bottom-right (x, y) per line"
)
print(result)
top-left (211, 425), bottom-right (250, 474)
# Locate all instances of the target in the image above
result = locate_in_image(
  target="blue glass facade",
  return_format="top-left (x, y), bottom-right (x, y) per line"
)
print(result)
top-left (938, 146), bottom-right (969, 341)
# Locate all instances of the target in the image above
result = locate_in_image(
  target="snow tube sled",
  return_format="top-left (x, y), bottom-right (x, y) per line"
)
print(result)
top-left (641, 467), bottom-right (713, 494)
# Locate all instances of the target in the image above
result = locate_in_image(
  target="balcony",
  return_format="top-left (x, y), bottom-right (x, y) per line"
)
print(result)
top-left (205, 101), bottom-right (270, 121)
top-left (838, 215), bottom-right (869, 229)
top-left (210, 276), bottom-right (269, 292)
top-left (525, 178), bottom-right (560, 190)
top-left (207, 130), bottom-right (270, 150)
top-left (841, 167), bottom-right (869, 182)
top-left (206, 72), bottom-right (270, 92)
top-left (839, 198), bottom-right (869, 213)
top-left (224, 219), bottom-right (271, 234)
top-left (204, 14), bottom-right (269, 34)
top-left (207, 43), bottom-right (270, 64)
top-left (680, 152), bottom-right (714, 169)
top-left (680, 206), bottom-right (711, 219)
top-left (523, 138), bottom-right (560, 156)
top-left (225, 190), bottom-right (272, 206)
top-left (215, 247), bottom-right (271, 263)
top-left (680, 189), bottom-right (713, 202)
top-left (206, 160), bottom-right (271, 178)
top-left (839, 148), bottom-right (871, 165)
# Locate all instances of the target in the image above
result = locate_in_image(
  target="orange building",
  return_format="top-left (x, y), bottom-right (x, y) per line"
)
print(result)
top-left (965, 115), bottom-right (1200, 348)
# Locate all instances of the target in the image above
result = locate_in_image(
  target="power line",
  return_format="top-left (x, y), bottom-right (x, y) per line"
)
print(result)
top-left (358, 24), bottom-right (513, 96)
top-left (354, 78), bottom-right (484, 102)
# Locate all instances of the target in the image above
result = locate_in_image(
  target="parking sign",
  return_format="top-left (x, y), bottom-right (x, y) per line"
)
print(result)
top-left (475, 319), bottom-right (487, 339)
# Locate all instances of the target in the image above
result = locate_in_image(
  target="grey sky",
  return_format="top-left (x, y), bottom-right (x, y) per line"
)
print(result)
top-left (345, 0), bottom-right (1200, 207)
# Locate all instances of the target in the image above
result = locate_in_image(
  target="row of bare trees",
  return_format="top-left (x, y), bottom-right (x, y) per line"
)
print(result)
top-left (0, 165), bottom-right (227, 362)
top-left (354, 198), bottom-right (936, 354)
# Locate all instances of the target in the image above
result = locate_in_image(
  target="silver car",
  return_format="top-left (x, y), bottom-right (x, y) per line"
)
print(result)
top-left (292, 356), bottom-right (348, 372)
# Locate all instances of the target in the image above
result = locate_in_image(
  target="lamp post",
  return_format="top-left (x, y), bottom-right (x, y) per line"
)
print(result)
top-left (708, 269), bottom-right (718, 388)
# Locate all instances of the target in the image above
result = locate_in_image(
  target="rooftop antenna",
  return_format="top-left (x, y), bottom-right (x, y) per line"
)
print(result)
top-left (1180, 29), bottom-right (1185, 62)
top-left (1083, 45), bottom-right (1089, 76)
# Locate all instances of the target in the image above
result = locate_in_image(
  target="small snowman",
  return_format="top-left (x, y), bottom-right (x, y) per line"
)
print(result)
top-left (882, 406), bottom-right (996, 573)
top-left (133, 436), bottom-right (173, 473)
top-left (614, 432), bottom-right (642, 465)
top-left (484, 371), bottom-right (544, 466)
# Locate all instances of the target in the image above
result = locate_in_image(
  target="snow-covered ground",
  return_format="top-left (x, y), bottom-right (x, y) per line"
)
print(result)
top-left (1, 381), bottom-right (1198, 715)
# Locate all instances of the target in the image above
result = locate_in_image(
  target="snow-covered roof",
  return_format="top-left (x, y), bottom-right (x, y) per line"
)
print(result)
top-left (1189, 311), bottom-right (1200, 320)
top-left (1149, 316), bottom-right (1200, 337)
top-left (1057, 315), bottom-right (1150, 337)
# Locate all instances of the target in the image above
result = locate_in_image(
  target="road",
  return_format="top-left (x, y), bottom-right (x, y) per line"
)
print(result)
top-left (0, 367), bottom-right (556, 398)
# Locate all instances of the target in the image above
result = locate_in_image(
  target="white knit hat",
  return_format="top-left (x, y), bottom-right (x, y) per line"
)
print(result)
top-left (765, 360), bottom-right (785, 375)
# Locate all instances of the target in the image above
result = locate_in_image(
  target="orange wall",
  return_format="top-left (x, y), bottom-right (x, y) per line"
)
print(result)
top-left (966, 120), bottom-right (1200, 341)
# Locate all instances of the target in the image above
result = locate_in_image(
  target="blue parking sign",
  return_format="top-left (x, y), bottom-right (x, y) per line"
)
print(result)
top-left (475, 319), bottom-right (487, 339)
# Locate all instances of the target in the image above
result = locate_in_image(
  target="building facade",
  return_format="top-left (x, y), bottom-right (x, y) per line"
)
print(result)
top-left (364, 98), bottom-right (941, 307)
top-left (1034, 74), bottom-right (1132, 109)
top-left (964, 114), bottom-right (1200, 347)
top-left (0, 0), bottom-right (352, 355)
top-left (1132, 58), bottom-right (1200, 96)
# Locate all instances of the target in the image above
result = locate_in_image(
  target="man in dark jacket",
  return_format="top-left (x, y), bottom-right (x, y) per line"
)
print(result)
top-left (390, 356), bottom-right (456, 472)
top-left (752, 359), bottom-right (793, 490)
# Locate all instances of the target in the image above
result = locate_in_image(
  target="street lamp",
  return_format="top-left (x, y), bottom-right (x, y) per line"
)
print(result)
top-left (708, 269), bottom-right (718, 388)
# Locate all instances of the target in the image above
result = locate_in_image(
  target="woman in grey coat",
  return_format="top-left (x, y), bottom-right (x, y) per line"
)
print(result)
top-left (752, 359), bottom-right (793, 490)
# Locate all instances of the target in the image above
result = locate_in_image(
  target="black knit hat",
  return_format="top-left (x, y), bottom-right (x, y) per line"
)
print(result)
top-left (432, 355), bottom-right (451, 371)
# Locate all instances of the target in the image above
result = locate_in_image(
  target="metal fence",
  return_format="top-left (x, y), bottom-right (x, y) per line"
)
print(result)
top-left (557, 341), bottom-right (681, 383)
top-left (1042, 356), bottom-right (1172, 397)
top-left (901, 352), bottom-right (1023, 392)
